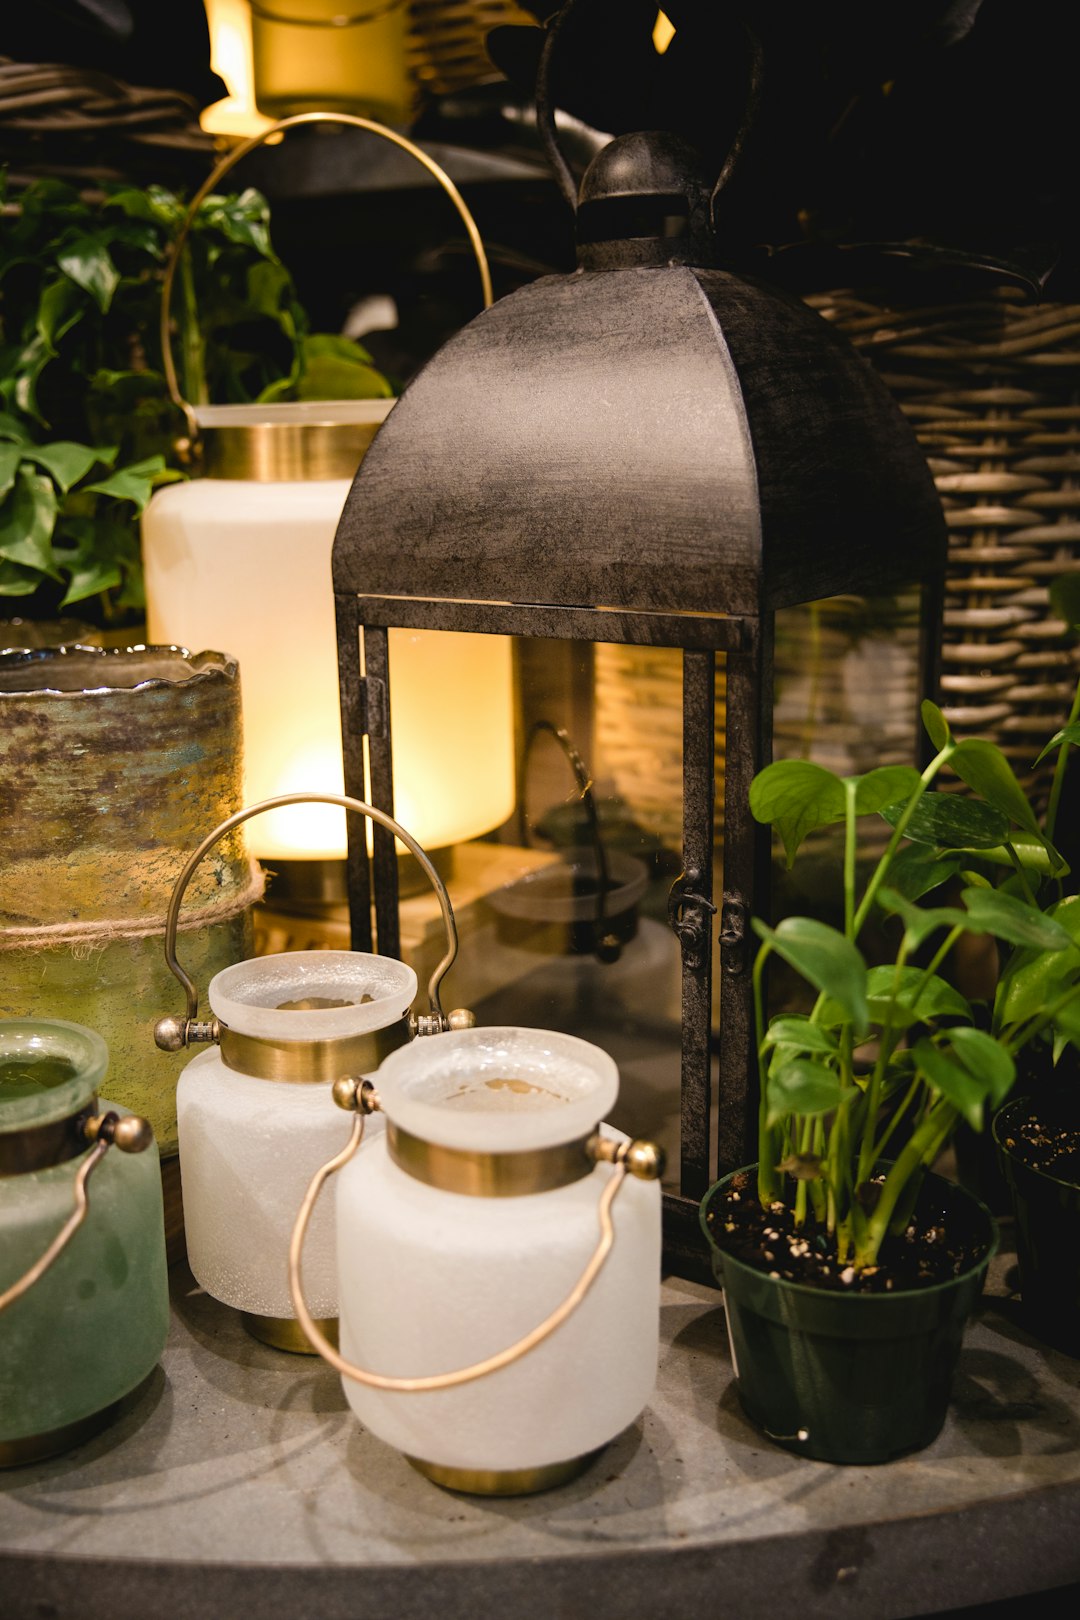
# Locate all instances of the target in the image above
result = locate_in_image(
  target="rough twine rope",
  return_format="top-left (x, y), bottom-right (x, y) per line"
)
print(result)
top-left (0, 861), bottom-right (266, 956)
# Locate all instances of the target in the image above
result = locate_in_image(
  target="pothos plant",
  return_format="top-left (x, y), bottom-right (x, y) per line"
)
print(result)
top-left (0, 174), bottom-right (391, 621)
top-left (748, 576), bottom-right (1080, 1274)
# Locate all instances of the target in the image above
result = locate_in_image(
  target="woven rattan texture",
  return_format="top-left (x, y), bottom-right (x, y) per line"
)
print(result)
top-left (408, 1), bottom-right (536, 97)
top-left (806, 288), bottom-right (1080, 805)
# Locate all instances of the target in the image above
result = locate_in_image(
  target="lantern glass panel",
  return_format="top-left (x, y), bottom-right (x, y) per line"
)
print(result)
top-left (767, 588), bottom-right (924, 1013)
top-left (389, 630), bottom-right (710, 1188)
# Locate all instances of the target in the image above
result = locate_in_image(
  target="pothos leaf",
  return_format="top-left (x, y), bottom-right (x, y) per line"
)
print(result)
top-left (1034, 723), bottom-right (1080, 768)
top-left (754, 916), bottom-right (869, 1029)
top-left (881, 791), bottom-right (1009, 850)
top-left (766, 1057), bottom-right (847, 1126)
top-left (922, 699), bottom-right (952, 750)
top-left (960, 886), bottom-right (1078, 952)
top-left (749, 759), bottom-right (845, 867)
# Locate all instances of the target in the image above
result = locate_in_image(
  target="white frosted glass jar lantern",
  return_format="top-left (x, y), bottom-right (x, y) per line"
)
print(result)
top-left (177, 949), bottom-right (417, 1346)
top-left (291, 1024), bottom-right (664, 1494)
top-left (141, 111), bottom-right (512, 865)
top-left (156, 792), bottom-right (469, 1352)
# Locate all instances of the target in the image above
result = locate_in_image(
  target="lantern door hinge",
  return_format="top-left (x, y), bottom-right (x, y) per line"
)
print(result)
top-left (719, 892), bottom-right (750, 975)
top-left (356, 675), bottom-right (389, 738)
top-left (667, 868), bottom-right (716, 971)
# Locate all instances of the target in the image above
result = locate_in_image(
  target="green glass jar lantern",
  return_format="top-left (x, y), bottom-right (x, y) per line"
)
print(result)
top-left (0, 1019), bottom-right (169, 1466)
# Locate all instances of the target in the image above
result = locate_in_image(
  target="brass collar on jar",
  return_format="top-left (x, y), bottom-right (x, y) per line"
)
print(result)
top-left (219, 1017), bottom-right (409, 1084)
top-left (0, 1101), bottom-right (98, 1177)
top-left (385, 1122), bottom-right (602, 1198)
top-left (203, 419), bottom-right (383, 481)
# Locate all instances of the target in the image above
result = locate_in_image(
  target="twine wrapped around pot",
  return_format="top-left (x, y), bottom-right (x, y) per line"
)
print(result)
top-left (807, 287), bottom-right (1080, 806)
top-left (0, 647), bottom-right (259, 1154)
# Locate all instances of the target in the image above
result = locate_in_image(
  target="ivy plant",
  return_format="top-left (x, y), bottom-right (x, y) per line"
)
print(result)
top-left (0, 174), bottom-right (391, 619)
top-left (749, 574), bottom-right (1080, 1271)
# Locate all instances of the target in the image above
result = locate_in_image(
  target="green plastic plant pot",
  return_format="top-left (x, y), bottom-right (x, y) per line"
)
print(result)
top-left (994, 1094), bottom-right (1080, 1356)
top-left (699, 1167), bottom-right (997, 1465)
top-left (0, 1019), bottom-right (170, 1465)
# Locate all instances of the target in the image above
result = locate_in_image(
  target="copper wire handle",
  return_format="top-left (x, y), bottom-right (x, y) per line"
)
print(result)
top-left (156, 792), bottom-right (460, 1034)
top-left (160, 110), bottom-right (494, 440)
top-left (288, 1110), bottom-right (632, 1389)
top-left (0, 1139), bottom-right (109, 1314)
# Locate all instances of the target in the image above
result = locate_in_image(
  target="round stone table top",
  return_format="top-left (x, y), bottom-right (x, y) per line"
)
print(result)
top-left (2, 1241), bottom-right (1079, 1619)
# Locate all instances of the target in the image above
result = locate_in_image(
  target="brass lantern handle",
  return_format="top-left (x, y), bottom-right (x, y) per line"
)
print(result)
top-left (154, 792), bottom-right (462, 1049)
top-left (0, 1113), bottom-right (154, 1315)
top-left (160, 110), bottom-right (494, 443)
top-left (288, 1102), bottom-right (664, 1389)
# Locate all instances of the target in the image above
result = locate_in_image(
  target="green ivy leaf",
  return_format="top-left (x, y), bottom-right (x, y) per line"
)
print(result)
top-left (881, 791), bottom-right (1009, 850)
top-left (83, 454), bottom-right (168, 511)
top-left (763, 1016), bottom-right (840, 1054)
top-left (754, 916), bottom-right (869, 1029)
top-left (60, 553), bottom-right (122, 604)
top-left (57, 235), bottom-right (120, 313)
top-left (0, 413), bottom-right (30, 443)
top-left (749, 759), bottom-right (846, 867)
top-left (0, 558), bottom-right (41, 596)
top-left (0, 442), bottom-right (20, 503)
top-left (36, 276), bottom-right (83, 348)
top-left (766, 1056), bottom-right (847, 1126)
top-left (24, 441), bottom-right (111, 492)
top-left (12, 335), bottom-right (53, 423)
top-left (960, 886), bottom-right (1078, 952)
top-left (945, 1026), bottom-right (1016, 1107)
top-left (0, 467), bottom-right (59, 576)
top-left (922, 699), bottom-right (952, 750)
top-left (913, 1038), bottom-right (989, 1131)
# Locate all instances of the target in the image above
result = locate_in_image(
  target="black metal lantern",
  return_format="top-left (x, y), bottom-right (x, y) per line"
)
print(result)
top-left (330, 127), bottom-right (946, 1276)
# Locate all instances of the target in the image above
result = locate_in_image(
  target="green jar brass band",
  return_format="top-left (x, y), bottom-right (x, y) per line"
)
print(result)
top-left (0, 1401), bottom-right (119, 1468)
top-left (219, 1017), bottom-right (409, 1083)
top-left (386, 1122), bottom-right (598, 1198)
top-left (0, 1101), bottom-right (97, 1177)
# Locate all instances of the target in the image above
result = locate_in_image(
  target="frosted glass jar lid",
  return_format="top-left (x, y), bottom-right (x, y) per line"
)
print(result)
top-left (209, 951), bottom-right (416, 1041)
top-left (374, 1026), bottom-right (619, 1152)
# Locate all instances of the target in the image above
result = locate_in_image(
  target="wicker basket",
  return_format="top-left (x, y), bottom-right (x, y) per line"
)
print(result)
top-left (807, 287), bottom-right (1080, 806)
top-left (408, 1), bottom-right (537, 99)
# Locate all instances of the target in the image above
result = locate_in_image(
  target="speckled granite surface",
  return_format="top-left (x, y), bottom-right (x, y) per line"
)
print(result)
top-left (3, 1242), bottom-right (1079, 1619)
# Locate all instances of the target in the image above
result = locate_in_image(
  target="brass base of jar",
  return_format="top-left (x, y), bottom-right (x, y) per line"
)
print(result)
top-left (406, 1448), bottom-right (602, 1497)
top-left (0, 1400), bottom-right (120, 1469)
top-left (241, 1311), bottom-right (338, 1355)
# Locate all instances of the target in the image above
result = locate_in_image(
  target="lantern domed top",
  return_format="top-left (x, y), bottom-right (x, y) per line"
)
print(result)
top-left (334, 141), bottom-right (945, 619)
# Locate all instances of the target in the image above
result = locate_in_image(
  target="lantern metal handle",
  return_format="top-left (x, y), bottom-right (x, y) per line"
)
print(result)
top-left (154, 793), bottom-right (464, 1051)
top-left (288, 1098), bottom-right (664, 1391)
top-left (519, 720), bottom-right (618, 962)
top-left (535, 0), bottom-right (764, 224)
top-left (160, 110), bottom-right (494, 444)
top-left (0, 1113), bottom-right (154, 1315)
